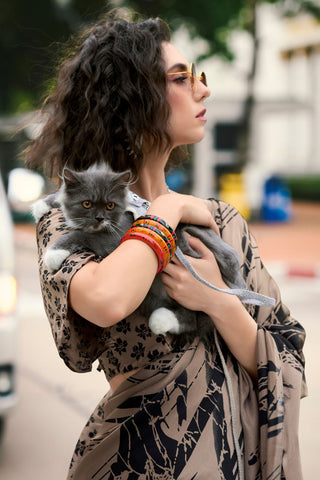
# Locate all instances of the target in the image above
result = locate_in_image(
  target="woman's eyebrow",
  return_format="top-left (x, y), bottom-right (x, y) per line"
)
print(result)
top-left (167, 62), bottom-right (189, 73)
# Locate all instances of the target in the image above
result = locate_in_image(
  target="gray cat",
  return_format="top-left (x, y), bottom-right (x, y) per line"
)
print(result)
top-left (32, 163), bottom-right (273, 341)
top-left (33, 163), bottom-right (132, 271)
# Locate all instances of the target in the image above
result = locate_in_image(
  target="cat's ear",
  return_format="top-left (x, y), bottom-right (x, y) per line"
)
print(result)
top-left (116, 170), bottom-right (132, 186)
top-left (62, 167), bottom-right (80, 188)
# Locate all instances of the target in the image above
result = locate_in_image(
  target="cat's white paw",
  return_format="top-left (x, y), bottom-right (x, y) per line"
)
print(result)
top-left (32, 199), bottom-right (51, 223)
top-left (44, 248), bottom-right (70, 272)
top-left (149, 308), bottom-right (181, 335)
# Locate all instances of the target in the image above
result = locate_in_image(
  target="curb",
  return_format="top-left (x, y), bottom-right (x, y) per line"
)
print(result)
top-left (267, 262), bottom-right (320, 279)
top-left (287, 266), bottom-right (320, 278)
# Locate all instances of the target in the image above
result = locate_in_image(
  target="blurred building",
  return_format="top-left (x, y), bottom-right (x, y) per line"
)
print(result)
top-left (2, 5), bottom-right (320, 215)
top-left (183, 5), bottom-right (320, 211)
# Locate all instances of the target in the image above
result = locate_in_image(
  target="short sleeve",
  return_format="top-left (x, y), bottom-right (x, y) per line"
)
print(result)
top-left (36, 208), bottom-right (112, 372)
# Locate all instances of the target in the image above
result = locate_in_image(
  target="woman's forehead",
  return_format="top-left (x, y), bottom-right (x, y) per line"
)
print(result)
top-left (162, 42), bottom-right (189, 72)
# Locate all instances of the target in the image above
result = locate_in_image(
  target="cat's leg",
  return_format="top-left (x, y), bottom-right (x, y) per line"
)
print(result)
top-left (44, 247), bottom-right (70, 272)
top-left (43, 232), bottom-right (76, 272)
top-left (32, 193), bottom-right (60, 223)
top-left (32, 199), bottom-right (52, 223)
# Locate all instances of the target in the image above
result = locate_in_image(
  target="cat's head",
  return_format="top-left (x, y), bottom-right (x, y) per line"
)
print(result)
top-left (58, 163), bottom-right (131, 233)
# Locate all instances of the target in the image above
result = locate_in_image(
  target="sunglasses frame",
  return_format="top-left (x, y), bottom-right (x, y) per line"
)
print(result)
top-left (167, 63), bottom-right (207, 92)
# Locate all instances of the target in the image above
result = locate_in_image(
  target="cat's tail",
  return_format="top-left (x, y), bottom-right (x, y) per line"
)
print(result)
top-left (175, 247), bottom-right (275, 308)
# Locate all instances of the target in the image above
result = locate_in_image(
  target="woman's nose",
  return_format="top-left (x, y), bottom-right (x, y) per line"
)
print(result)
top-left (194, 79), bottom-right (211, 100)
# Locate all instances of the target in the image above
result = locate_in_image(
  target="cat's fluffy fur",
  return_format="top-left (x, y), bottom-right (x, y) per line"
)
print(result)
top-left (32, 163), bottom-right (133, 270)
top-left (33, 162), bottom-right (246, 342)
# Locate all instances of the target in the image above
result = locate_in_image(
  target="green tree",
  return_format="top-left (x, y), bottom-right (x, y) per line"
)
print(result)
top-left (0, 0), bottom-right (109, 114)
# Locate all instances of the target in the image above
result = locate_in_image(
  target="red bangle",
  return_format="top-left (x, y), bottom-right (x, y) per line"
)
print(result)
top-left (120, 230), bottom-right (168, 273)
top-left (132, 219), bottom-right (176, 251)
top-left (129, 226), bottom-right (171, 267)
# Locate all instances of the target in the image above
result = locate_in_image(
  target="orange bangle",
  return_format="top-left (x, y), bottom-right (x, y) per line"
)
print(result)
top-left (120, 230), bottom-right (167, 273)
top-left (129, 225), bottom-right (171, 266)
top-left (136, 215), bottom-right (177, 242)
top-left (132, 219), bottom-right (176, 251)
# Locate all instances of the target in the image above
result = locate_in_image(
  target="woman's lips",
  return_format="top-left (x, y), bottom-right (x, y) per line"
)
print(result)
top-left (196, 109), bottom-right (207, 121)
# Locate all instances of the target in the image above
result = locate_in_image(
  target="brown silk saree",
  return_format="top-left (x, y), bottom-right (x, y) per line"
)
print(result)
top-left (36, 198), bottom-right (307, 479)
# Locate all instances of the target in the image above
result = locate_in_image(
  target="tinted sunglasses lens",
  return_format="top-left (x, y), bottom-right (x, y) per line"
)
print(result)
top-left (200, 72), bottom-right (207, 87)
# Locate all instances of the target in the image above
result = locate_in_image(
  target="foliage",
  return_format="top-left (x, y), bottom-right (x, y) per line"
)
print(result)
top-left (0, 0), bottom-right (110, 114)
top-left (286, 176), bottom-right (320, 202)
top-left (118, 0), bottom-right (320, 59)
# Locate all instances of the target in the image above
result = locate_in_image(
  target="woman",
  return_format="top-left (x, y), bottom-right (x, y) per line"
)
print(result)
top-left (27, 11), bottom-right (306, 480)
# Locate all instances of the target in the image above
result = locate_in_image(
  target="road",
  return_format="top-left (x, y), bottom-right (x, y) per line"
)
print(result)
top-left (0, 234), bottom-right (319, 479)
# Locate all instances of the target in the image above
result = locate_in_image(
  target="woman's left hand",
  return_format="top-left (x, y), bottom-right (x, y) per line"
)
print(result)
top-left (163, 234), bottom-right (259, 380)
top-left (161, 235), bottom-right (229, 315)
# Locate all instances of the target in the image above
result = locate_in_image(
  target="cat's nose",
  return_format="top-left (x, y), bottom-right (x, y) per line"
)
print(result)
top-left (95, 217), bottom-right (104, 223)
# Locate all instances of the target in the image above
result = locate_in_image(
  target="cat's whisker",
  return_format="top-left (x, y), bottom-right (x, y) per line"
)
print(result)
top-left (66, 218), bottom-right (89, 229)
top-left (107, 225), bottom-right (122, 240)
top-left (109, 223), bottom-right (123, 236)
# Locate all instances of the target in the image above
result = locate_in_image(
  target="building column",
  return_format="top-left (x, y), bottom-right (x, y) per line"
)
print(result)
top-left (286, 49), bottom-right (311, 170)
top-left (310, 45), bottom-right (320, 171)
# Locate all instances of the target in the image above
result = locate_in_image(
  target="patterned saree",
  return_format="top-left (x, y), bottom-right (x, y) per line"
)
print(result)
top-left (36, 198), bottom-right (307, 480)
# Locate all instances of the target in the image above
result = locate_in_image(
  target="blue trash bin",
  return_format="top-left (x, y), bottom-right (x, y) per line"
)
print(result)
top-left (262, 175), bottom-right (292, 222)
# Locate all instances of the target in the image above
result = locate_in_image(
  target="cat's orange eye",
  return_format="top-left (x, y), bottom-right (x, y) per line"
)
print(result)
top-left (82, 200), bottom-right (92, 209)
top-left (106, 202), bottom-right (115, 210)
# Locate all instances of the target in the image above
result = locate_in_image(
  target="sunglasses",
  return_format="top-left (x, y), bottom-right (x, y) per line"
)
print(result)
top-left (167, 63), bottom-right (207, 93)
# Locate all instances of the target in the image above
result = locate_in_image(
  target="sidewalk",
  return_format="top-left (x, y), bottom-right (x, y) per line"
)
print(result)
top-left (249, 202), bottom-right (320, 277)
top-left (15, 201), bottom-right (320, 277)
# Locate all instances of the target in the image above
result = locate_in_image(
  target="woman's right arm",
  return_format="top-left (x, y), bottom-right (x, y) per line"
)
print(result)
top-left (69, 193), bottom-right (216, 328)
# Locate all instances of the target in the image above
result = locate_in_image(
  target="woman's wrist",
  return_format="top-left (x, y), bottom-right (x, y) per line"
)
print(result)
top-left (205, 292), bottom-right (243, 323)
top-left (147, 193), bottom-right (183, 229)
top-left (206, 293), bottom-right (258, 379)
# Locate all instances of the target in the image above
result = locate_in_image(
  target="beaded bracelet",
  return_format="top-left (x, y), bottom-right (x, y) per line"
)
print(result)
top-left (129, 225), bottom-right (172, 266)
top-left (120, 215), bottom-right (177, 273)
top-left (133, 216), bottom-right (176, 246)
top-left (133, 217), bottom-right (177, 250)
top-left (120, 230), bottom-right (167, 273)
top-left (132, 220), bottom-right (175, 250)
top-left (136, 215), bottom-right (177, 242)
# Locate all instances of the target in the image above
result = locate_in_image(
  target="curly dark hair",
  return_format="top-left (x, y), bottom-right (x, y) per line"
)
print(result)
top-left (26, 10), bottom-right (185, 180)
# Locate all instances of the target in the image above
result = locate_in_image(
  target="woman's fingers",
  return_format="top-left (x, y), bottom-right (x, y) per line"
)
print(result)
top-left (183, 234), bottom-right (212, 259)
top-left (204, 199), bottom-right (220, 235)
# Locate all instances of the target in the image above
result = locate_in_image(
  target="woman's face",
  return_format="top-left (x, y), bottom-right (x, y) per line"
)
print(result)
top-left (162, 42), bottom-right (211, 148)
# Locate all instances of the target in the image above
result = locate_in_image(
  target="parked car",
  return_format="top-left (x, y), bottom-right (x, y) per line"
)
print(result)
top-left (0, 170), bottom-right (18, 442)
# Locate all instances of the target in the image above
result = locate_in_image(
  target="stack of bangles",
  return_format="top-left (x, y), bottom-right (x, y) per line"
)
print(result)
top-left (119, 215), bottom-right (177, 273)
